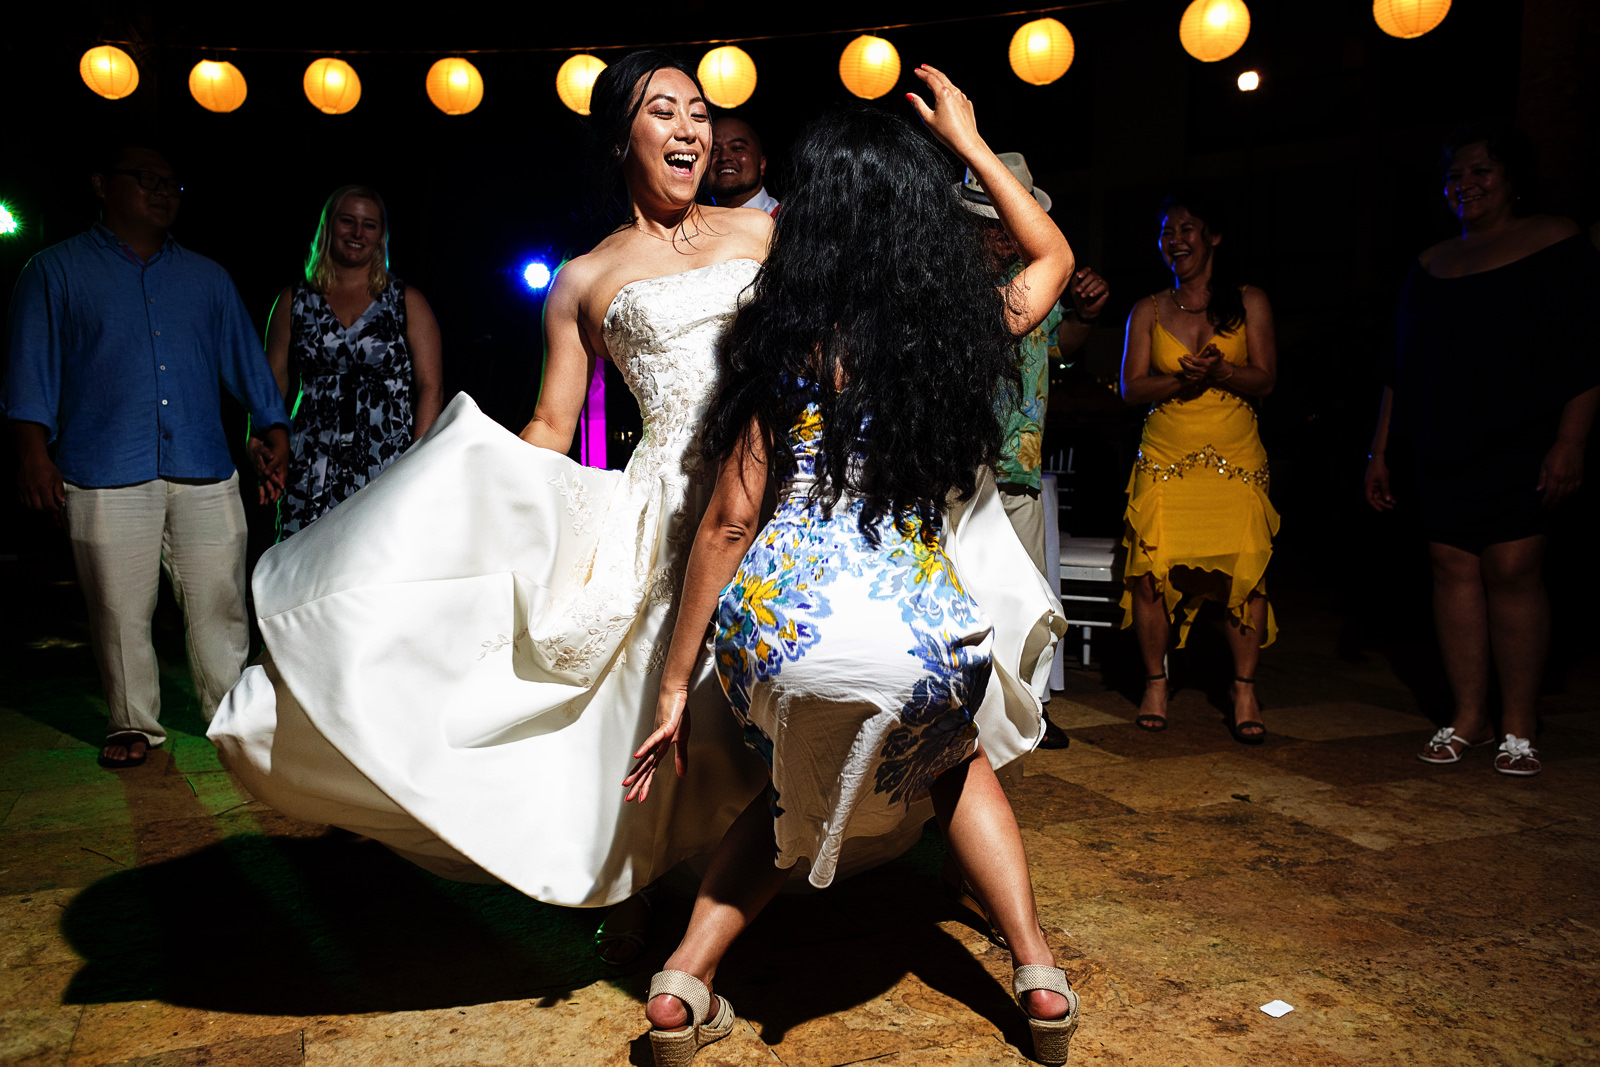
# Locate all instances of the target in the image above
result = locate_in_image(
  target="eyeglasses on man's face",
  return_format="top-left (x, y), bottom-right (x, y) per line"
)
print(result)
top-left (113, 169), bottom-right (185, 196)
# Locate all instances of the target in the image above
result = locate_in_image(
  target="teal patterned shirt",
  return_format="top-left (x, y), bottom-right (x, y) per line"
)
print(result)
top-left (995, 262), bottom-right (1064, 490)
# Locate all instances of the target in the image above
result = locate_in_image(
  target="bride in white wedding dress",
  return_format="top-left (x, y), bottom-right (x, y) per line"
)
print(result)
top-left (210, 52), bottom-right (1061, 919)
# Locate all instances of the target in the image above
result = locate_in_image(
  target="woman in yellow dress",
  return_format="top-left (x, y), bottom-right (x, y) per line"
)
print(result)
top-left (1118, 195), bottom-right (1279, 740)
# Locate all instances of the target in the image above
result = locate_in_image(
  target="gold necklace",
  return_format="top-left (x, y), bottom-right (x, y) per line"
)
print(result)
top-left (1172, 288), bottom-right (1209, 313)
top-left (632, 212), bottom-right (701, 243)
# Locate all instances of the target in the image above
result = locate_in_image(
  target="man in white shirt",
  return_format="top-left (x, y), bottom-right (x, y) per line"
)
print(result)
top-left (707, 117), bottom-right (779, 215)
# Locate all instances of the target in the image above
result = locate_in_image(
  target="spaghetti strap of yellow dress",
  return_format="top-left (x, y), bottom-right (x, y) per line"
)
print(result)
top-left (1120, 293), bottom-right (1279, 647)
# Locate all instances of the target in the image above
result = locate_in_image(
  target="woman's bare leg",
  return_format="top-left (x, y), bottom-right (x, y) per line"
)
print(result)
top-left (1130, 573), bottom-right (1171, 727)
top-left (1480, 535), bottom-right (1548, 741)
top-left (930, 745), bottom-right (1067, 1021)
top-left (1222, 593), bottom-right (1269, 732)
top-left (645, 790), bottom-right (790, 1031)
top-left (1428, 541), bottom-right (1494, 741)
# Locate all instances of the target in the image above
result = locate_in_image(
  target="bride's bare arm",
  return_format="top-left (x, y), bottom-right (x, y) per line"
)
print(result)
top-left (624, 419), bottom-right (768, 802)
top-left (520, 258), bottom-right (599, 453)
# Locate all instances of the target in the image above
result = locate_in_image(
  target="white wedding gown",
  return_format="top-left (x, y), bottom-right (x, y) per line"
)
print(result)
top-left (210, 258), bottom-right (1063, 907)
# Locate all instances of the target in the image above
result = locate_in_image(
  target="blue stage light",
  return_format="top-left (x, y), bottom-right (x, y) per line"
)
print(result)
top-left (522, 260), bottom-right (552, 290)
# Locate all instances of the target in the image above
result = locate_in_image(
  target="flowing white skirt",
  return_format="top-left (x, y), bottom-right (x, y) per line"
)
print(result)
top-left (211, 395), bottom-right (1061, 906)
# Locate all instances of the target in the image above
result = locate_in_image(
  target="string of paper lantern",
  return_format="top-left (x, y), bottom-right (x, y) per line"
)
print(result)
top-left (838, 35), bottom-right (901, 100)
top-left (189, 60), bottom-right (248, 112)
top-left (1178, 0), bottom-right (1251, 63)
top-left (426, 57), bottom-right (484, 115)
top-left (698, 45), bottom-right (758, 108)
top-left (1372, 0), bottom-right (1451, 39)
top-left (73, 1), bottom-right (1459, 114)
top-left (303, 57), bottom-right (361, 114)
top-left (80, 45), bottom-right (140, 100)
top-left (1009, 18), bottom-right (1075, 85)
top-left (555, 54), bottom-right (607, 116)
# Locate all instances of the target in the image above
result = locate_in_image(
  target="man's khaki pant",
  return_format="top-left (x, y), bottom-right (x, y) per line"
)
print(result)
top-left (63, 474), bottom-right (249, 746)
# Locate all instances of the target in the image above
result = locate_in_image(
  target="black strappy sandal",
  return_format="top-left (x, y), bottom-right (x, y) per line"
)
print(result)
top-left (1226, 676), bottom-right (1266, 745)
top-left (1136, 672), bottom-right (1168, 732)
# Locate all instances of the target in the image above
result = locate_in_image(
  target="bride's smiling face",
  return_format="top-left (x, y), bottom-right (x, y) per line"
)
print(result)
top-left (621, 68), bottom-right (710, 210)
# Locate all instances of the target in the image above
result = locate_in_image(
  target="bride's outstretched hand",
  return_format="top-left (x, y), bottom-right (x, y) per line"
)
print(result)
top-left (623, 687), bottom-right (690, 803)
top-left (906, 64), bottom-right (984, 160)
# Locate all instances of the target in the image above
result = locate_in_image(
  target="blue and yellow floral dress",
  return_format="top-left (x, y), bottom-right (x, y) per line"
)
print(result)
top-left (714, 400), bottom-right (994, 888)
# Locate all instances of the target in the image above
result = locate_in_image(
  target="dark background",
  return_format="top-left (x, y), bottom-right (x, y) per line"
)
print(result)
top-left (4, 1), bottom-right (1597, 692)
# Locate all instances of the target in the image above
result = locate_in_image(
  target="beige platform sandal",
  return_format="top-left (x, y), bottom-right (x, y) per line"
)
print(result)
top-left (1013, 964), bottom-right (1080, 1065)
top-left (646, 970), bottom-right (736, 1067)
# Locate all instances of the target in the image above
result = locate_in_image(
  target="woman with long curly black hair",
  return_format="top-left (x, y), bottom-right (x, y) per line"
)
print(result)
top-left (623, 65), bottom-right (1079, 1067)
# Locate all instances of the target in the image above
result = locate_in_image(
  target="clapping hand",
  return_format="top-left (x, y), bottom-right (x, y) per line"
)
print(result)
top-left (1068, 267), bottom-right (1109, 322)
top-left (1175, 344), bottom-right (1226, 398)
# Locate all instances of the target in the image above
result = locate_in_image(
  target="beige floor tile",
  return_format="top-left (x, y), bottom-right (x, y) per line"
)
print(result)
top-left (1264, 701), bottom-right (1435, 742)
top-left (0, 749), bottom-right (110, 793)
top-left (301, 986), bottom-right (778, 1067)
top-left (3, 783), bottom-right (132, 835)
top-left (1, 890), bottom-right (86, 969)
top-left (0, 962), bottom-right (80, 1011)
top-left (1260, 777), bottom-right (1570, 850)
top-left (1052, 751), bottom-right (1335, 814)
top-left (67, 1003), bottom-right (327, 1065)
top-left (0, 1006), bottom-right (81, 1067)
top-left (102, 1031), bottom-right (305, 1066)
top-left (0, 826), bottom-right (137, 893)
top-left (1042, 699), bottom-right (1127, 730)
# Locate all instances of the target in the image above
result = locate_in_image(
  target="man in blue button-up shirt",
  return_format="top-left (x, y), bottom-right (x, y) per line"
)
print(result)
top-left (5, 145), bottom-right (291, 769)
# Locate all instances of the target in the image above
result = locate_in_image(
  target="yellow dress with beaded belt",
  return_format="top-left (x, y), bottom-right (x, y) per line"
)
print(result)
top-left (1120, 295), bottom-right (1279, 647)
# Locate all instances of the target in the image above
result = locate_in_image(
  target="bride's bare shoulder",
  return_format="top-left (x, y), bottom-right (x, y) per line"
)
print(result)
top-left (702, 204), bottom-right (774, 249)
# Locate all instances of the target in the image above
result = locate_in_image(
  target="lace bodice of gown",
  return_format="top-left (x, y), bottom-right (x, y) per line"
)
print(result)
top-left (603, 258), bottom-right (761, 486)
top-left (533, 258), bottom-right (762, 679)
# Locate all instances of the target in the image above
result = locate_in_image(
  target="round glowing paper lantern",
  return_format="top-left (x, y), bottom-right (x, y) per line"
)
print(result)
top-left (1373, 0), bottom-right (1451, 38)
top-left (1237, 70), bottom-right (1260, 91)
top-left (698, 46), bottom-right (757, 108)
top-left (1179, 0), bottom-right (1251, 62)
top-left (839, 35), bottom-right (901, 100)
top-left (188, 60), bottom-right (247, 113)
top-left (1009, 18), bottom-right (1075, 86)
top-left (556, 54), bottom-right (606, 116)
top-left (80, 45), bottom-right (139, 100)
top-left (426, 57), bottom-right (484, 115)
top-left (304, 58), bottom-right (361, 115)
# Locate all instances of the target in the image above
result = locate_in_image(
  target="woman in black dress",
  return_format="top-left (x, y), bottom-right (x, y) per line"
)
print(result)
top-left (1364, 127), bottom-right (1599, 777)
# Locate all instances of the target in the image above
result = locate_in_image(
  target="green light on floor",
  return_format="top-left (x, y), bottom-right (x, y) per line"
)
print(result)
top-left (0, 203), bottom-right (18, 236)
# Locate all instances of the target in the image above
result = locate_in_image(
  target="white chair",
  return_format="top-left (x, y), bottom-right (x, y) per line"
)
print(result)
top-left (1042, 450), bottom-right (1122, 686)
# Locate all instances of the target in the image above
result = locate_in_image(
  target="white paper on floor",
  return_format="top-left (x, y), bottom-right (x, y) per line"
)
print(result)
top-left (1259, 1000), bottom-right (1294, 1018)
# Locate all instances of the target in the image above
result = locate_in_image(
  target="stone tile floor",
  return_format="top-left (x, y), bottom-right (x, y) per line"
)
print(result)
top-left (3, 575), bottom-right (1598, 1066)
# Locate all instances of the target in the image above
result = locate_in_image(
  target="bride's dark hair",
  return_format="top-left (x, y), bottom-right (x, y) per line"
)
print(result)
top-left (703, 107), bottom-right (1020, 545)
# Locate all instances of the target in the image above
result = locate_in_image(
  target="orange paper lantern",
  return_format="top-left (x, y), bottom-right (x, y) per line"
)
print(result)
top-left (556, 54), bottom-right (606, 116)
top-left (304, 58), bottom-right (361, 115)
top-left (80, 45), bottom-right (139, 100)
top-left (1373, 0), bottom-right (1451, 38)
top-left (698, 46), bottom-right (757, 109)
top-left (189, 60), bottom-right (248, 113)
top-left (426, 57), bottom-right (484, 116)
top-left (839, 35), bottom-right (901, 100)
top-left (1179, 0), bottom-right (1251, 62)
top-left (1009, 18), bottom-right (1075, 86)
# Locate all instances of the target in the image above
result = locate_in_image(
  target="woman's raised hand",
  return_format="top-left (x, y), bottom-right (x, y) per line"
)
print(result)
top-left (906, 64), bottom-right (983, 159)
